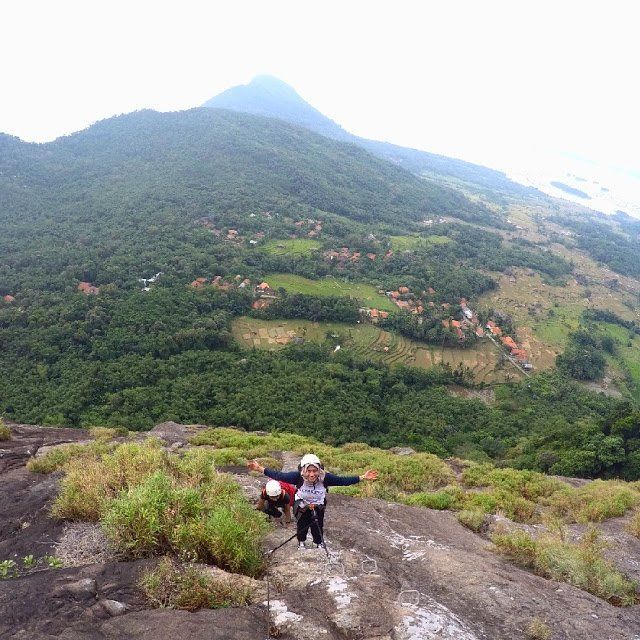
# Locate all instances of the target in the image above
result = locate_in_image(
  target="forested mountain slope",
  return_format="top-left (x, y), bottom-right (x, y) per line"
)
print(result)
top-left (0, 99), bottom-right (639, 481)
top-left (0, 108), bottom-right (496, 291)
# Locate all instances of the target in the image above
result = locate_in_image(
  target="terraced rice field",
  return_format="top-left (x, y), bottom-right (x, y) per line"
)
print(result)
top-left (232, 317), bottom-right (520, 384)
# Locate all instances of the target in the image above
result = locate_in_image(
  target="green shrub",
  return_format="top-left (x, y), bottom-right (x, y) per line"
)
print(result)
top-left (200, 502), bottom-right (267, 575)
top-left (52, 439), bottom-right (168, 520)
top-left (50, 438), bottom-right (269, 576)
top-left (102, 472), bottom-right (185, 557)
top-left (139, 557), bottom-right (252, 611)
top-left (526, 618), bottom-right (552, 640)
top-left (27, 441), bottom-right (112, 474)
top-left (101, 468), bottom-right (267, 575)
top-left (573, 481), bottom-right (639, 523)
top-left (457, 509), bottom-right (486, 532)
top-left (402, 491), bottom-right (454, 510)
top-left (625, 511), bottom-right (640, 537)
top-left (341, 442), bottom-right (371, 452)
top-left (0, 420), bottom-right (11, 441)
top-left (543, 480), bottom-right (640, 523)
top-left (492, 528), bottom-right (638, 606)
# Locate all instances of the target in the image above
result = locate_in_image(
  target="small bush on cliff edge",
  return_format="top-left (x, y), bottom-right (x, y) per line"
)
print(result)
top-left (491, 527), bottom-right (638, 606)
top-left (0, 420), bottom-right (11, 441)
top-left (52, 440), bottom-right (268, 576)
top-left (139, 557), bottom-right (252, 611)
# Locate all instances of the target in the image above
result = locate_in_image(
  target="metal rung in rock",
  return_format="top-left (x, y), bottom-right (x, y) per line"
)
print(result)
top-left (361, 558), bottom-right (378, 574)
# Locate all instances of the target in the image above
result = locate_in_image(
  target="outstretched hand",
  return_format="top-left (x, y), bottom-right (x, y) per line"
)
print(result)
top-left (361, 469), bottom-right (378, 481)
top-left (247, 459), bottom-right (264, 473)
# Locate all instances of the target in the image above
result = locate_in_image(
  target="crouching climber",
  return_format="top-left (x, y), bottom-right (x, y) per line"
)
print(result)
top-left (256, 479), bottom-right (294, 526)
top-left (248, 454), bottom-right (378, 550)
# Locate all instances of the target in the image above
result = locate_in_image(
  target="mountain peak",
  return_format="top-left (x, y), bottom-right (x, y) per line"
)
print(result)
top-left (202, 75), bottom-right (352, 141)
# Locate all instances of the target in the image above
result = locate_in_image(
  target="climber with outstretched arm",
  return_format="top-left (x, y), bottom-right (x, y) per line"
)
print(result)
top-left (248, 454), bottom-right (378, 550)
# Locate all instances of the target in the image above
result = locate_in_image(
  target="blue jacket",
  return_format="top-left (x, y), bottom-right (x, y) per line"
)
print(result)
top-left (264, 468), bottom-right (360, 488)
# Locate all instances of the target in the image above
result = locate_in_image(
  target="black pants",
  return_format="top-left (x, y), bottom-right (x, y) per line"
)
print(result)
top-left (295, 503), bottom-right (325, 544)
top-left (261, 503), bottom-right (284, 519)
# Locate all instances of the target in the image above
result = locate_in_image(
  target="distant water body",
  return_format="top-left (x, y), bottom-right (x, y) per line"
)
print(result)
top-left (503, 152), bottom-right (640, 219)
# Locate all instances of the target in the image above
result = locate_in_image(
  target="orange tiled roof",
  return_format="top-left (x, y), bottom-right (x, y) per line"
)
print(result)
top-left (78, 282), bottom-right (100, 295)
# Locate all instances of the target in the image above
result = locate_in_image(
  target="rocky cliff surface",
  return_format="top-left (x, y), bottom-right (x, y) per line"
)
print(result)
top-left (1, 422), bottom-right (639, 639)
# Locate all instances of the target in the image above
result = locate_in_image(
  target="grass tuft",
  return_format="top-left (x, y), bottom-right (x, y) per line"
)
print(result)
top-left (625, 511), bottom-right (640, 538)
top-left (27, 441), bottom-right (112, 475)
top-left (52, 439), bottom-right (268, 576)
top-left (139, 557), bottom-right (252, 611)
top-left (457, 509), bottom-right (486, 532)
top-left (526, 618), bottom-right (552, 640)
top-left (0, 420), bottom-right (10, 441)
top-left (492, 527), bottom-right (638, 606)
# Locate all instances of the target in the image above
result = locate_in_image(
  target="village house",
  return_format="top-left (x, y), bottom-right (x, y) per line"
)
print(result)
top-left (251, 299), bottom-right (272, 310)
top-left (78, 282), bottom-right (100, 295)
top-left (2, 295), bottom-right (15, 303)
top-left (443, 319), bottom-right (464, 340)
top-left (255, 282), bottom-right (276, 296)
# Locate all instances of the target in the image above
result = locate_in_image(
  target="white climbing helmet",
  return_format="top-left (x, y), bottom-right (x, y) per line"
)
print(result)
top-left (265, 480), bottom-right (282, 497)
top-left (299, 453), bottom-right (321, 469)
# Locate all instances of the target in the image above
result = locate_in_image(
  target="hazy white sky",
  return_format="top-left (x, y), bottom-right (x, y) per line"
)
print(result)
top-left (2, 0), bottom-right (638, 176)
